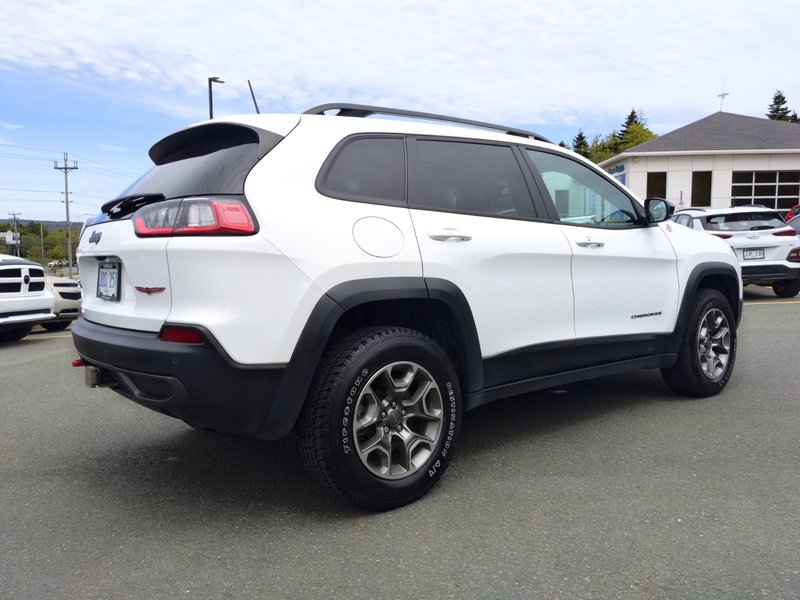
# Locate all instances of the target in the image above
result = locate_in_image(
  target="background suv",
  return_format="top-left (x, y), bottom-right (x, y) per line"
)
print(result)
top-left (672, 206), bottom-right (800, 297)
top-left (72, 104), bottom-right (742, 509)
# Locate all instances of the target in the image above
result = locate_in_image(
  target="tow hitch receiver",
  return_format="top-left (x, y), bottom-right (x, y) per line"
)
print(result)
top-left (74, 361), bottom-right (118, 389)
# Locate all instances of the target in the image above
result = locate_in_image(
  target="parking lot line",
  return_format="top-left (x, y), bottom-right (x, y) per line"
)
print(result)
top-left (744, 300), bottom-right (800, 306)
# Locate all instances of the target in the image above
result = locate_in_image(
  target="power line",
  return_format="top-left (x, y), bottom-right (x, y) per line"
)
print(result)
top-left (0, 142), bottom-right (62, 154)
top-left (0, 152), bottom-right (56, 162)
top-left (0, 187), bottom-right (61, 193)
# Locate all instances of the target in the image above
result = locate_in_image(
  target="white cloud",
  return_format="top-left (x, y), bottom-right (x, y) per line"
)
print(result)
top-left (95, 144), bottom-right (127, 152)
top-left (2, 0), bottom-right (798, 128)
top-left (1, 121), bottom-right (23, 130)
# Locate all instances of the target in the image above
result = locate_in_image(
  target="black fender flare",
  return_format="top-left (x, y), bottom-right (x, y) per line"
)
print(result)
top-left (666, 262), bottom-right (742, 355)
top-left (255, 277), bottom-right (483, 439)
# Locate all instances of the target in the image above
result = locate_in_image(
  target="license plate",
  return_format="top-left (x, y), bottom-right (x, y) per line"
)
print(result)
top-left (97, 261), bottom-right (120, 301)
top-left (743, 248), bottom-right (765, 260)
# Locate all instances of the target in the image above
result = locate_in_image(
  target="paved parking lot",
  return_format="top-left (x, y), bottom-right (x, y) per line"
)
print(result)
top-left (1, 288), bottom-right (798, 599)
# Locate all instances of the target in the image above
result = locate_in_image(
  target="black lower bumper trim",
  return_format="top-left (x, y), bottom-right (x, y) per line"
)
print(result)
top-left (741, 263), bottom-right (800, 284)
top-left (72, 318), bottom-right (287, 438)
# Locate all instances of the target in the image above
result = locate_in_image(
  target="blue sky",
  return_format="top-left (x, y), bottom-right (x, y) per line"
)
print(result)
top-left (1, 0), bottom-right (798, 222)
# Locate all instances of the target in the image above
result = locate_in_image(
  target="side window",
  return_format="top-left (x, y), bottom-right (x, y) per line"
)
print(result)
top-left (526, 149), bottom-right (640, 228)
top-left (318, 137), bottom-right (405, 204)
top-left (673, 214), bottom-right (692, 227)
top-left (410, 140), bottom-right (535, 218)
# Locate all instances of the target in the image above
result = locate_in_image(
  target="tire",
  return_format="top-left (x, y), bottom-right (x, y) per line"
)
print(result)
top-left (299, 326), bottom-right (462, 510)
top-left (0, 326), bottom-right (33, 343)
top-left (661, 289), bottom-right (736, 397)
top-left (772, 281), bottom-right (800, 298)
top-left (40, 321), bottom-right (71, 332)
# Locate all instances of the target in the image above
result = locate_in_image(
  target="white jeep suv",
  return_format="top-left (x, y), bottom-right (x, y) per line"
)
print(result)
top-left (72, 104), bottom-right (743, 509)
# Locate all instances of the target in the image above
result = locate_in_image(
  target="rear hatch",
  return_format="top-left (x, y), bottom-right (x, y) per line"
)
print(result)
top-left (702, 210), bottom-right (797, 262)
top-left (78, 117), bottom-right (298, 332)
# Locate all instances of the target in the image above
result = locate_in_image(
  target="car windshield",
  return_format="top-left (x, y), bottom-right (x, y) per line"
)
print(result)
top-left (703, 211), bottom-right (785, 232)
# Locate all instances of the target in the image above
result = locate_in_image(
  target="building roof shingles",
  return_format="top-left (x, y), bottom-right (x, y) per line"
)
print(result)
top-left (628, 112), bottom-right (800, 153)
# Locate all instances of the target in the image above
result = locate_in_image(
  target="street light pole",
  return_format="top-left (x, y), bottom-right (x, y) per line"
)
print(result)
top-left (208, 76), bottom-right (225, 119)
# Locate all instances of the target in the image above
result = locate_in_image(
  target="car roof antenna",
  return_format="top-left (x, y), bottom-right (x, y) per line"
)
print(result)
top-left (248, 80), bottom-right (260, 114)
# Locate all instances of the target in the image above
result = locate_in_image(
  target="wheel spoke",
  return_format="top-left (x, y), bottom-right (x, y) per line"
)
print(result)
top-left (696, 307), bottom-right (731, 380)
top-left (353, 360), bottom-right (444, 480)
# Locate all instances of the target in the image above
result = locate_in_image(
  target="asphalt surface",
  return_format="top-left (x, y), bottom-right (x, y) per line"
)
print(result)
top-left (1, 287), bottom-right (798, 599)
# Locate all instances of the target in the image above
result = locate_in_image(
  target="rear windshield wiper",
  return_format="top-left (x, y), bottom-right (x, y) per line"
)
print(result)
top-left (101, 193), bottom-right (166, 219)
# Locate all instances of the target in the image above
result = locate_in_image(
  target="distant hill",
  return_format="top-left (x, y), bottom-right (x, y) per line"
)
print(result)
top-left (0, 219), bottom-right (83, 230)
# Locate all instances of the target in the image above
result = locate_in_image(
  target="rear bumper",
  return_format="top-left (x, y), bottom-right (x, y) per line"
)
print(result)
top-left (71, 317), bottom-right (289, 438)
top-left (741, 263), bottom-right (800, 284)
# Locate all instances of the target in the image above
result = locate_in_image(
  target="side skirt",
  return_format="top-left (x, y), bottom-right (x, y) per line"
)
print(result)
top-left (464, 353), bottom-right (677, 411)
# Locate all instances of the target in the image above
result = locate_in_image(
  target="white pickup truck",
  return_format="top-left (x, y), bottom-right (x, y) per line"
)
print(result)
top-left (0, 254), bottom-right (55, 343)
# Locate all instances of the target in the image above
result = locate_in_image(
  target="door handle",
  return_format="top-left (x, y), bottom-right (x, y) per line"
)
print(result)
top-left (428, 229), bottom-right (473, 242)
top-left (575, 238), bottom-right (605, 248)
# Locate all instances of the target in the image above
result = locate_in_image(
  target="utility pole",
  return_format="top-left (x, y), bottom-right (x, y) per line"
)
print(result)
top-left (54, 153), bottom-right (78, 277)
top-left (8, 211), bottom-right (21, 257)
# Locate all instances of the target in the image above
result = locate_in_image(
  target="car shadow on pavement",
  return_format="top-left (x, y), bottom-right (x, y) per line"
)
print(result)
top-left (458, 368), bottom-right (674, 457)
top-left (74, 427), bottom-right (366, 519)
top-left (73, 369), bottom-right (674, 519)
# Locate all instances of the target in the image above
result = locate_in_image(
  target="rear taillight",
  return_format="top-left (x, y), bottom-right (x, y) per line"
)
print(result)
top-left (772, 228), bottom-right (797, 236)
top-left (711, 233), bottom-right (732, 239)
top-left (159, 326), bottom-right (204, 344)
top-left (134, 197), bottom-right (256, 237)
top-left (787, 248), bottom-right (800, 263)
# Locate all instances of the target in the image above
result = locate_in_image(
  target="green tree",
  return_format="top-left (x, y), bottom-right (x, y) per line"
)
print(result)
top-left (766, 90), bottom-right (792, 121)
top-left (589, 131), bottom-right (620, 164)
top-left (572, 129), bottom-right (591, 158)
top-left (618, 121), bottom-right (657, 151)
top-left (617, 109), bottom-right (642, 142)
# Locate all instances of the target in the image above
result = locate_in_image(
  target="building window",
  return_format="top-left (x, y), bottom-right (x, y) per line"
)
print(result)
top-left (731, 171), bottom-right (800, 210)
top-left (691, 172), bottom-right (712, 207)
top-left (647, 172), bottom-right (666, 198)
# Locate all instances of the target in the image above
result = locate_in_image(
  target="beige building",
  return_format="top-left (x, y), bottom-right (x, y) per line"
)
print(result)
top-left (599, 112), bottom-right (800, 214)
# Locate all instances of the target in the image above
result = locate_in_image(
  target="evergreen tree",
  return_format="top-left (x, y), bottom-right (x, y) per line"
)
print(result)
top-left (766, 90), bottom-right (791, 121)
top-left (617, 109), bottom-right (642, 142)
top-left (618, 122), bottom-right (657, 151)
top-left (572, 129), bottom-right (591, 158)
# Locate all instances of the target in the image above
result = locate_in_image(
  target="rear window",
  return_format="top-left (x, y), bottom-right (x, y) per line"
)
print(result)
top-left (702, 211), bottom-right (786, 231)
top-left (118, 123), bottom-right (283, 200)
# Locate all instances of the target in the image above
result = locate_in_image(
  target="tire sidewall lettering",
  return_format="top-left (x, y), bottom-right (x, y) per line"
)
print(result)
top-left (334, 341), bottom-right (461, 487)
top-left (340, 368), bottom-right (369, 455)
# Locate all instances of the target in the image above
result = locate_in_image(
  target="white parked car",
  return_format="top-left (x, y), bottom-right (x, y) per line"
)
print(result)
top-left (672, 206), bottom-right (800, 297)
top-left (0, 254), bottom-right (55, 342)
top-left (72, 104), bottom-right (743, 509)
top-left (44, 275), bottom-right (82, 331)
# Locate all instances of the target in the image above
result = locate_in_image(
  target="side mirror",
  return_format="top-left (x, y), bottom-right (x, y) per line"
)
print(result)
top-left (645, 197), bottom-right (675, 223)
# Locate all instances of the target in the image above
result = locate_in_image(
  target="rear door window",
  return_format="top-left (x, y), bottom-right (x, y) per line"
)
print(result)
top-left (409, 139), bottom-right (536, 218)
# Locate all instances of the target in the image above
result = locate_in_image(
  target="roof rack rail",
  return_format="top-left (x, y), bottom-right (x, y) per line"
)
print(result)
top-left (303, 103), bottom-right (553, 143)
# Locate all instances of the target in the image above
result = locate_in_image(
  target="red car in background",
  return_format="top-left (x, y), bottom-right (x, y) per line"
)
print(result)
top-left (785, 204), bottom-right (800, 221)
